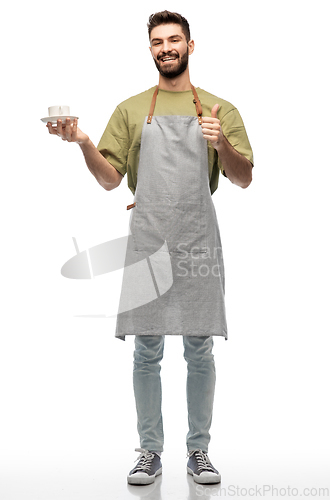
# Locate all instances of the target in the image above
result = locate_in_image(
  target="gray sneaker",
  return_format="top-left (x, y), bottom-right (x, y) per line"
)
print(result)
top-left (187, 449), bottom-right (221, 484)
top-left (127, 448), bottom-right (162, 485)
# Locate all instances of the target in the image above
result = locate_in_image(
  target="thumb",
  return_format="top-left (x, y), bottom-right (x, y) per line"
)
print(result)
top-left (211, 104), bottom-right (219, 119)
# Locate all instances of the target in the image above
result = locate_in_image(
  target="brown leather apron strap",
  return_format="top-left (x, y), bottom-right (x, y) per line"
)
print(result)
top-left (147, 86), bottom-right (159, 124)
top-left (127, 202), bottom-right (136, 210)
top-left (191, 85), bottom-right (203, 125)
top-left (147, 84), bottom-right (203, 125)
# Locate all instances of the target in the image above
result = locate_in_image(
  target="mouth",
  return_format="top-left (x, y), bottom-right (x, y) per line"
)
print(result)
top-left (159, 55), bottom-right (178, 63)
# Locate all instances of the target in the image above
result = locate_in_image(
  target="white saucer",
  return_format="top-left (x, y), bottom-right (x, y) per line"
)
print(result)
top-left (41, 115), bottom-right (79, 124)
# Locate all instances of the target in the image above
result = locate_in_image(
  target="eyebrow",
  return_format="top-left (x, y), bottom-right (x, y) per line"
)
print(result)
top-left (151, 34), bottom-right (183, 43)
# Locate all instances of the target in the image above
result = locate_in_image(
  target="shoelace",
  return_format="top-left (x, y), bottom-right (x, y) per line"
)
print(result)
top-left (187, 449), bottom-right (215, 472)
top-left (133, 448), bottom-right (156, 472)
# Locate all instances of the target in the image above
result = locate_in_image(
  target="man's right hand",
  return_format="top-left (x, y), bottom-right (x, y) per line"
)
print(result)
top-left (46, 116), bottom-right (122, 190)
top-left (47, 117), bottom-right (89, 144)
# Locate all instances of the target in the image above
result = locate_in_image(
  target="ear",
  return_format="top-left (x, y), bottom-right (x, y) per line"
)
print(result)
top-left (188, 39), bottom-right (195, 56)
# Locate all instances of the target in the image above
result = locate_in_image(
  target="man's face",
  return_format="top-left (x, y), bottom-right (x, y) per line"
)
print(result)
top-left (149, 23), bottom-right (194, 79)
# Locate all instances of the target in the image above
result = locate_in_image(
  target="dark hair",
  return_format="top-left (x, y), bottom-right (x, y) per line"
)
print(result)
top-left (148, 10), bottom-right (190, 42)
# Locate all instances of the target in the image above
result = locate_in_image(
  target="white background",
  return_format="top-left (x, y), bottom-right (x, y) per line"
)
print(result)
top-left (1, 0), bottom-right (329, 498)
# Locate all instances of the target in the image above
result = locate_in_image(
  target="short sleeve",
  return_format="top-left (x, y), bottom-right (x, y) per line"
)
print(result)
top-left (221, 108), bottom-right (254, 167)
top-left (97, 106), bottom-right (129, 177)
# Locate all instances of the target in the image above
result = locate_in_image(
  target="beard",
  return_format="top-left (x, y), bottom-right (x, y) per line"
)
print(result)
top-left (153, 47), bottom-right (189, 79)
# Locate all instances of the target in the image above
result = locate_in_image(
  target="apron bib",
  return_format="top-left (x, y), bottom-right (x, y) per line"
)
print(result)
top-left (115, 86), bottom-right (227, 341)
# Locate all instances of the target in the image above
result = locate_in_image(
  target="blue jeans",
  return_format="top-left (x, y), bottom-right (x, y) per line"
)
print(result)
top-left (133, 335), bottom-right (216, 453)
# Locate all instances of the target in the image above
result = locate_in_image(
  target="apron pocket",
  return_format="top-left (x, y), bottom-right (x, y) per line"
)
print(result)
top-left (130, 202), bottom-right (169, 253)
top-left (169, 202), bottom-right (207, 254)
top-left (130, 201), bottom-right (207, 255)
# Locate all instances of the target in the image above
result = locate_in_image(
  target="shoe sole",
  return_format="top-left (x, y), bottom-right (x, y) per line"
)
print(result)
top-left (127, 467), bottom-right (162, 485)
top-left (187, 466), bottom-right (221, 484)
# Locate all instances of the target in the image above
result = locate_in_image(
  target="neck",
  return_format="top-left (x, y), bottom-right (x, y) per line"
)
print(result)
top-left (158, 68), bottom-right (192, 91)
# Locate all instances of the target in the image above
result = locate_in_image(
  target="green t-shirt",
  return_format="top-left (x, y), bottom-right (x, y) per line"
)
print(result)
top-left (97, 86), bottom-right (254, 195)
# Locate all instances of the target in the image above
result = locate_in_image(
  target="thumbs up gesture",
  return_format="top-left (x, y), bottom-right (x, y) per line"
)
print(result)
top-left (201, 104), bottom-right (224, 151)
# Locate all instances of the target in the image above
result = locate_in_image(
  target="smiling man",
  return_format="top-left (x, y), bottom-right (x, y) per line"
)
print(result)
top-left (47, 10), bottom-right (253, 487)
top-left (151, 29), bottom-right (190, 78)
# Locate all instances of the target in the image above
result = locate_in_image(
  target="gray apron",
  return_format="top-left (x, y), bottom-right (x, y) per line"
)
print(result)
top-left (115, 86), bottom-right (227, 341)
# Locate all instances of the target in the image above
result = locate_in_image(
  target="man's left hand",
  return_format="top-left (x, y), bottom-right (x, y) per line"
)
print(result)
top-left (201, 104), bottom-right (223, 151)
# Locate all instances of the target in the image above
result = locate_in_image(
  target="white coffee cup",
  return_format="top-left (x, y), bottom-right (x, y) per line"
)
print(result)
top-left (48, 105), bottom-right (70, 117)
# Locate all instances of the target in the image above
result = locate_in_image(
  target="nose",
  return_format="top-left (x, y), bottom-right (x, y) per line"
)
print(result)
top-left (162, 40), bottom-right (172, 52)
